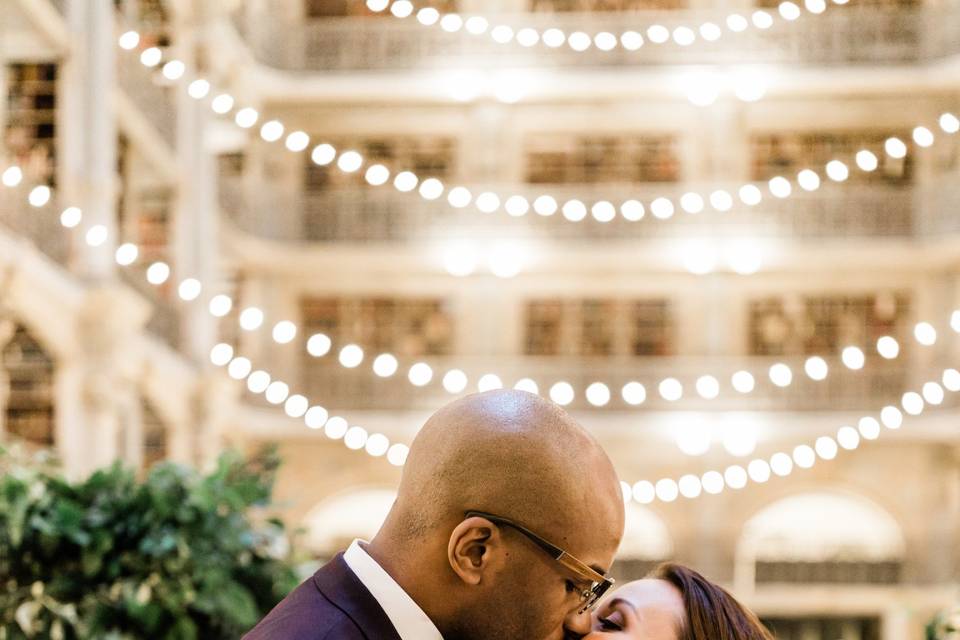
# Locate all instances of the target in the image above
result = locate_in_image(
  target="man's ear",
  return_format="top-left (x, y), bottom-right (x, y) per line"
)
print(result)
top-left (447, 516), bottom-right (505, 586)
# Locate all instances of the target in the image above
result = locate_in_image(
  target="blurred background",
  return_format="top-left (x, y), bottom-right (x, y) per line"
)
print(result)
top-left (1, 0), bottom-right (960, 638)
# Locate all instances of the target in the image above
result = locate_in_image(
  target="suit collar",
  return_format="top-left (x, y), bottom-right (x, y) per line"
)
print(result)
top-left (313, 553), bottom-right (404, 640)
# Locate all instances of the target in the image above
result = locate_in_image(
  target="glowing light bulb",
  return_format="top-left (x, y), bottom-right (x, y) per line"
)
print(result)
top-left (419, 178), bottom-right (444, 200)
top-left (695, 375), bottom-right (720, 400)
top-left (285, 131), bottom-right (310, 152)
top-left (140, 47), bottom-right (162, 67)
top-left (146, 261), bottom-right (170, 285)
top-left (305, 406), bottom-right (329, 429)
top-left (115, 243), bottom-right (138, 266)
top-left (877, 336), bottom-right (899, 359)
top-left (228, 357), bottom-right (252, 380)
top-left (804, 356), bottom-right (829, 381)
top-left (678, 475), bottom-right (703, 498)
top-left (443, 369), bottom-right (468, 393)
top-left (731, 371), bottom-right (755, 393)
top-left (373, 354), bottom-right (399, 378)
top-left (856, 150), bottom-right (879, 171)
top-left (621, 200), bottom-right (645, 220)
top-left (858, 416), bottom-right (881, 440)
top-left (621, 382), bottom-right (646, 405)
top-left (284, 395), bottom-right (309, 419)
top-left (60, 207), bottom-right (82, 227)
top-left (826, 160), bottom-right (849, 182)
top-left (585, 382), bottom-right (611, 407)
top-left (633, 481), bottom-right (656, 504)
top-left (211, 94), bottom-right (234, 114)
top-left (837, 426), bottom-right (860, 450)
top-left (655, 479), bottom-right (680, 502)
top-left (885, 137), bottom-right (907, 159)
top-left (238, 307), bottom-right (264, 331)
top-left (260, 120), bottom-right (284, 142)
top-left (312, 144), bottom-right (336, 166)
top-left (337, 150), bottom-right (363, 173)
top-left (549, 381), bottom-right (575, 406)
top-left (28, 186), bottom-right (51, 207)
top-left (205, 295), bottom-right (231, 318)
top-left (841, 346), bottom-right (865, 370)
top-left (914, 322), bottom-right (937, 346)
top-left (118, 30), bottom-right (140, 50)
top-left (338, 344), bottom-right (364, 368)
top-left (177, 278), bottom-right (202, 301)
top-left (408, 362), bottom-right (433, 386)
top-left (478, 374), bottom-right (503, 392)
top-left (534, 195), bottom-right (558, 217)
top-left (514, 378), bottom-right (539, 394)
top-left (187, 79), bottom-right (211, 99)
top-left (769, 363), bottom-right (793, 387)
top-left (659, 378), bottom-right (683, 402)
top-left (209, 343), bottom-right (234, 367)
top-left (307, 334), bottom-right (332, 357)
top-left (161, 60), bottom-right (185, 80)
top-left (272, 321), bottom-right (297, 344)
top-left (2, 166), bottom-right (23, 187)
top-left (387, 443), bottom-right (409, 466)
top-left (792, 445), bottom-right (816, 469)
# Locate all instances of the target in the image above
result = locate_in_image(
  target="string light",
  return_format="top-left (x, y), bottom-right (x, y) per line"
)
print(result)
top-left (111, 37), bottom-right (954, 238)
top-left (366, 0), bottom-right (848, 53)
top-left (8, 173), bottom-right (958, 411)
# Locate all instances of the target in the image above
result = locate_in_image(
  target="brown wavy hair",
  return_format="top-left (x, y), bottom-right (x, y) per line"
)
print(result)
top-left (648, 563), bottom-right (774, 640)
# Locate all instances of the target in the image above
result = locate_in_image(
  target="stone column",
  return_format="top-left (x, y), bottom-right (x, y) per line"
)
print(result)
top-left (171, 14), bottom-right (220, 366)
top-left (59, 0), bottom-right (118, 280)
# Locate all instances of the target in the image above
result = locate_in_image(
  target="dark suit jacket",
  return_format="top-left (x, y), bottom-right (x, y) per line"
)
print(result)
top-left (242, 553), bottom-right (404, 640)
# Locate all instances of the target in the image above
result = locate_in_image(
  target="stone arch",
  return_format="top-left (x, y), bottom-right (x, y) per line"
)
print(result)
top-left (612, 502), bottom-right (675, 582)
top-left (301, 486), bottom-right (397, 558)
top-left (734, 489), bottom-right (906, 590)
top-left (0, 318), bottom-right (55, 446)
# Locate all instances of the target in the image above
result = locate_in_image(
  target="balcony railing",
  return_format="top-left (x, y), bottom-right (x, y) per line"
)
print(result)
top-left (0, 185), bottom-right (70, 265)
top-left (117, 51), bottom-right (176, 149)
top-left (118, 267), bottom-right (181, 350)
top-left (221, 177), bottom-right (960, 244)
top-left (234, 4), bottom-right (960, 71)
top-left (291, 354), bottom-right (925, 412)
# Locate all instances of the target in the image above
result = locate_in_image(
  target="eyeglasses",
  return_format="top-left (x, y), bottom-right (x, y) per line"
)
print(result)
top-left (464, 510), bottom-right (614, 613)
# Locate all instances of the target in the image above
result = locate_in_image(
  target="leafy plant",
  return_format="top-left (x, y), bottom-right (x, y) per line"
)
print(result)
top-left (928, 605), bottom-right (960, 640)
top-left (0, 445), bottom-right (299, 639)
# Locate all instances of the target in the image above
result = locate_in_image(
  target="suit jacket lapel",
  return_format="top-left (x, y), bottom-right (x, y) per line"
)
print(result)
top-left (314, 553), bottom-right (405, 640)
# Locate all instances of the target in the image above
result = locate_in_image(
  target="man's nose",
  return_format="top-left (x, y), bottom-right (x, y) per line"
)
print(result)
top-left (563, 606), bottom-right (593, 637)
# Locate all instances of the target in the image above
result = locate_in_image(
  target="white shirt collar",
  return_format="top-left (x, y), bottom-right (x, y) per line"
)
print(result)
top-left (343, 539), bottom-right (443, 640)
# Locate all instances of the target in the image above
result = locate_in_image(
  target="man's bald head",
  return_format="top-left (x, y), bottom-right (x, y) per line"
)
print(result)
top-left (387, 389), bottom-right (623, 546)
top-left (368, 390), bottom-right (625, 640)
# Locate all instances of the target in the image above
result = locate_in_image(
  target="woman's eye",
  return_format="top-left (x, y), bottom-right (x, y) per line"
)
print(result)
top-left (599, 616), bottom-right (623, 631)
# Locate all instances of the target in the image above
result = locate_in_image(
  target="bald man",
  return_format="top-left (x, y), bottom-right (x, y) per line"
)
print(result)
top-left (244, 389), bottom-right (625, 640)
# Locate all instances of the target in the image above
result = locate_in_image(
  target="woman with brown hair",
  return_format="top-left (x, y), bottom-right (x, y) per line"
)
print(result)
top-left (586, 563), bottom-right (775, 640)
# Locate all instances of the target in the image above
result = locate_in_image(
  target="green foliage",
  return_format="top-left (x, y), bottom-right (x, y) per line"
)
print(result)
top-left (0, 445), bottom-right (299, 639)
top-left (928, 605), bottom-right (960, 640)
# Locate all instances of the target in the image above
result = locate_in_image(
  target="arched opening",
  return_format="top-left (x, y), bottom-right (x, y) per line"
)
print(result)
top-left (141, 396), bottom-right (168, 471)
top-left (301, 487), bottom-right (396, 560)
top-left (611, 502), bottom-right (674, 582)
top-left (1, 320), bottom-right (55, 447)
top-left (737, 490), bottom-right (905, 588)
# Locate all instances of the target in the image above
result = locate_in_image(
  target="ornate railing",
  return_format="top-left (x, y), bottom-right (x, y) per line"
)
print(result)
top-left (293, 354), bottom-right (922, 412)
top-left (0, 185), bottom-right (70, 266)
top-left (219, 177), bottom-right (959, 244)
top-left (118, 267), bottom-right (181, 350)
top-left (234, 4), bottom-right (960, 71)
top-left (116, 51), bottom-right (177, 149)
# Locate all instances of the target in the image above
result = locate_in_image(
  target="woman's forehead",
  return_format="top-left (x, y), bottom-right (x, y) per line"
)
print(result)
top-left (611, 579), bottom-right (684, 613)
